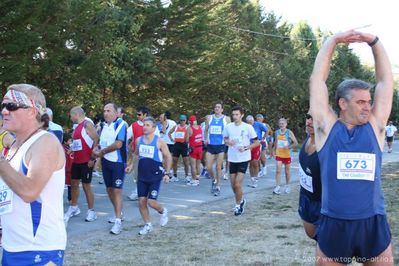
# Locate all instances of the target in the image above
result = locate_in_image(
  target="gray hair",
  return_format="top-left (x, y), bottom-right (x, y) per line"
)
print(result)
top-left (335, 79), bottom-right (371, 110)
top-left (255, 114), bottom-right (263, 119)
top-left (143, 116), bottom-right (156, 127)
top-left (246, 115), bottom-right (254, 121)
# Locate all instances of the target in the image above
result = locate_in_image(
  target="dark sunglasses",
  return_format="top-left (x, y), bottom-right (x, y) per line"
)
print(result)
top-left (136, 113), bottom-right (143, 116)
top-left (1, 102), bottom-right (30, 112)
top-left (305, 114), bottom-right (312, 120)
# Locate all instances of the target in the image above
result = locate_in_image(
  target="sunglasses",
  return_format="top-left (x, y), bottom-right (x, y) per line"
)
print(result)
top-left (1, 102), bottom-right (30, 112)
top-left (136, 113), bottom-right (143, 116)
top-left (305, 114), bottom-right (312, 120)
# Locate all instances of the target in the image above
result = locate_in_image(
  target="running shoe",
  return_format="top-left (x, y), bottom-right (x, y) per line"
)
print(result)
top-left (139, 223), bottom-right (153, 235)
top-left (64, 206), bottom-right (81, 223)
top-left (85, 209), bottom-right (97, 222)
top-left (273, 185), bottom-right (281, 195)
top-left (160, 208), bottom-right (168, 227)
top-left (110, 219), bottom-right (122, 235)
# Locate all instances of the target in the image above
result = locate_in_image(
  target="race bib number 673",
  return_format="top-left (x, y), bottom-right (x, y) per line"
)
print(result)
top-left (337, 152), bottom-right (376, 181)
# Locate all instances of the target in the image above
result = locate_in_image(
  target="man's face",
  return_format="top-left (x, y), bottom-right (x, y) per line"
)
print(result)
top-left (246, 117), bottom-right (254, 125)
top-left (305, 114), bottom-right (314, 135)
top-left (1, 98), bottom-right (34, 132)
top-left (278, 119), bottom-right (287, 129)
top-left (159, 113), bottom-right (165, 122)
top-left (70, 112), bottom-right (78, 124)
top-left (214, 104), bottom-right (223, 115)
top-left (231, 110), bottom-right (242, 122)
top-left (137, 111), bottom-right (146, 122)
top-left (256, 116), bottom-right (264, 123)
top-left (341, 89), bottom-right (372, 125)
top-left (143, 121), bottom-right (155, 135)
top-left (103, 104), bottom-right (117, 123)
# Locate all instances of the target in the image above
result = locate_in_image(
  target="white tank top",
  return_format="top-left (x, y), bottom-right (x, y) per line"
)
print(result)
top-left (1, 130), bottom-right (67, 252)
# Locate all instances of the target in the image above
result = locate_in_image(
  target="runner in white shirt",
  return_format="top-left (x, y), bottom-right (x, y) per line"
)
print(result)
top-left (0, 84), bottom-right (66, 265)
top-left (385, 121), bottom-right (397, 153)
top-left (224, 106), bottom-right (259, 216)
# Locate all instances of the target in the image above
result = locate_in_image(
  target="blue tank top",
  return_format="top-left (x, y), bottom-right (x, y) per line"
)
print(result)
top-left (318, 121), bottom-right (385, 219)
top-left (299, 136), bottom-right (321, 201)
top-left (208, 115), bottom-right (225, 145)
top-left (138, 135), bottom-right (164, 181)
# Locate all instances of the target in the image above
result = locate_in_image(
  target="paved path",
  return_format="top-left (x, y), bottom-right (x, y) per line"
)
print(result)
top-left (65, 141), bottom-right (399, 237)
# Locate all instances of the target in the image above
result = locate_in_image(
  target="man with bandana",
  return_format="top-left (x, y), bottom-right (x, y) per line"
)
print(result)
top-left (0, 84), bottom-right (66, 265)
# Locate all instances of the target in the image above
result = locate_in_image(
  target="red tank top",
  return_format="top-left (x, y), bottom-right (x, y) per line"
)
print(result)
top-left (131, 121), bottom-right (144, 151)
top-left (174, 125), bottom-right (187, 143)
top-left (189, 126), bottom-right (202, 147)
top-left (72, 121), bottom-right (93, 163)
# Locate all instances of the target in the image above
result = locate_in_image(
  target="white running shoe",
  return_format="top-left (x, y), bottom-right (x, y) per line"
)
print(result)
top-left (110, 219), bottom-right (122, 235)
top-left (85, 209), bottom-right (97, 222)
top-left (128, 190), bottom-right (138, 201)
top-left (139, 223), bottom-right (153, 235)
top-left (185, 176), bottom-right (191, 183)
top-left (248, 177), bottom-right (258, 188)
top-left (273, 185), bottom-right (281, 195)
top-left (284, 185), bottom-right (291, 194)
top-left (223, 172), bottom-right (229, 180)
top-left (170, 176), bottom-right (179, 182)
top-left (160, 208), bottom-right (168, 226)
top-left (187, 180), bottom-right (200, 186)
top-left (64, 206), bottom-right (81, 223)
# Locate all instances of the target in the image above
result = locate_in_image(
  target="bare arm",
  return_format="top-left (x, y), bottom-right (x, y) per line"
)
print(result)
top-left (310, 30), bottom-right (362, 148)
top-left (85, 121), bottom-right (99, 148)
top-left (289, 131), bottom-right (299, 148)
top-left (159, 139), bottom-right (172, 182)
top-left (364, 34), bottom-right (394, 133)
top-left (203, 115), bottom-right (210, 144)
top-left (0, 133), bottom-right (64, 203)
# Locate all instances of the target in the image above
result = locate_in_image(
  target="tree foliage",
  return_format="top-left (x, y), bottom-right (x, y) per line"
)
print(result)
top-left (2, 0), bottom-right (391, 138)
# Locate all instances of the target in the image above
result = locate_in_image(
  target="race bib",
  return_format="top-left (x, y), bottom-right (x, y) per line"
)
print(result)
top-left (299, 167), bottom-right (313, 193)
top-left (277, 139), bottom-right (289, 148)
top-left (337, 152), bottom-right (376, 181)
top-left (71, 139), bottom-right (82, 151)
top-left (210, 126), bottom-right (222, 135)
top-left (139, 144), bottom-right (155, 159)
top-left (175, 132), bottom-right (185, 139)
top-left (0, 178), bottom-right (13, 215)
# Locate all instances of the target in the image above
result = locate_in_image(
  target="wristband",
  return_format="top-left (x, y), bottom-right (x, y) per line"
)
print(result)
top-left (368, 36), bottom-right (379, 47)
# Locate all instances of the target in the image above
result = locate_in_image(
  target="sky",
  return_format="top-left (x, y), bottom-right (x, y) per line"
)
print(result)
top-left (259, 0), bottom-right (398, 73)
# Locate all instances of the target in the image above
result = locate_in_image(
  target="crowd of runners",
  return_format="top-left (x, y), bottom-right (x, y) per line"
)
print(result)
top-left (0, 30), bottom-right (397, 265)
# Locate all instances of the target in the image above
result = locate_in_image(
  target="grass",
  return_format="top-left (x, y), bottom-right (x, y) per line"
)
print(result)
top-left (64, 163), bottom-right (399, 266)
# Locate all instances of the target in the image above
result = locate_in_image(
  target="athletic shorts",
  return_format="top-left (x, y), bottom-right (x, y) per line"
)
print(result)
top-left (71, 162), bottom-right (92, 184)
top-left (2, 250), bottom-right (65, 266)
top-left (189, 146), bottom-right (203, 160)
top-left (229, 161), bottom-right (249, 174)
top-left (251, 146), bottom-right (261, 161)
top-left (207, 144), bottom-right (225, 155)
top-left (386, 136), bottom-right (393, 143)
top-left (101, 159), bottom-right (125, 189)
top-left (173, 142), bottom-right (188, 158)
top-left (317, 214), bottom-right (391, 264)
top-left (167, 144), bottom-right (175, 154)
top-left (276, 156), bottom-right (291, 165)
top-left (298, 190), bottom-right (321, 225)
top-left (137, 178), bottom-right (162, 200)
